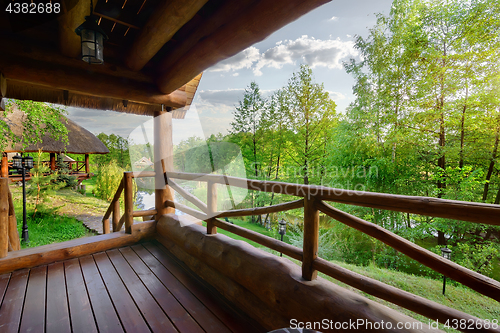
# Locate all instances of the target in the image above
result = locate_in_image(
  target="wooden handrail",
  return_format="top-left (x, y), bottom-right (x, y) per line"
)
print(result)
top-left (132, 209), bottom-right (157, 217)
top-left (165, 200), bottom-right (207, 221)
top-left (166, 171), bottom-right (500, 226)
top-left (317, 201), bottom-right (500, 302)
top-left (212, 218), bottom-right (303, 261)
top-left (166, 176), bottom-right (208, 213)
top-left (102, 171), bottom-right (157, 234)
top-left (312, 258), bottom-right (497, 332)
top-left (216, 199), bottom-right (304, 217)
top-left (103, 178), bottom-right (124, 222)
top-left (162, 170), bottom-right (500, 332)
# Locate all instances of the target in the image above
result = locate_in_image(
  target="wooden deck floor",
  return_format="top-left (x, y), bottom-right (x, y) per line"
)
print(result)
top-left (0, 241), bottom-right (265, 333)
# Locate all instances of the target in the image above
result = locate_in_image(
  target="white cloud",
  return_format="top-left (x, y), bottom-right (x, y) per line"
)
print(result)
top-left (209, 47), bottom-right (260, 72)
top-left (328, 91), bottom-right (346, 101)
top-left (330, 16), bottom-right (338, 21)
top-left (207, 36), bottom-right (359, 77)
top-left (232, 73), bottom-right (239, 77)
top-left (254, 35), bottom-right (358, 75)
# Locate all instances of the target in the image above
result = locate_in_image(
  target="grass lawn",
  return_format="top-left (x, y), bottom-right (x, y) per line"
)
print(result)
top-left (10, 183), bottom-right (107, 249)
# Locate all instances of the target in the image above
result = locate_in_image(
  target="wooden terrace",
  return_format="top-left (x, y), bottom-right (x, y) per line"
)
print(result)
top-left (0, 0), bottom-right (499, 331)
top-left (0, 241), bottom-right (262, 333)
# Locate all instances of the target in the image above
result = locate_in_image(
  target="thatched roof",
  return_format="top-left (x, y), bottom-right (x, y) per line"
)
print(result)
top-left (2, 105), bottom-right (109, 155)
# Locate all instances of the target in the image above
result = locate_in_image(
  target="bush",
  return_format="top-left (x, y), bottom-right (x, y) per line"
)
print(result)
top-left (94, 160), bottom-right (126, 202)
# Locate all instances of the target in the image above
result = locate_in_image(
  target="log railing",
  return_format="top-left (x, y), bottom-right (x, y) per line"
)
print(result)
top-left (0, 177), bottom-right (21, 258)
top-left (102, 171), bottom-right (156, 234)
top-left (162, 171), bottom-right (500, 333)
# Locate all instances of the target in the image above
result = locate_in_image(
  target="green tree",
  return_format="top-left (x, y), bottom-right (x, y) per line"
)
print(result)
top-left (283, 65), bottom-right (336, 185)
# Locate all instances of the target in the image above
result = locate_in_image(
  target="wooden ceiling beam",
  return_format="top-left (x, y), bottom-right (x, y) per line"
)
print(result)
top-left (156, 0), bottom-right (330, 94)
top-left (0, 47), bottom-right (186, 107)
top-left (157, 0), bottom-right (256, 74)
top-left (58, 0), bottom-right (94, 58)
top-left (124, 0), bottom-right (209, 71)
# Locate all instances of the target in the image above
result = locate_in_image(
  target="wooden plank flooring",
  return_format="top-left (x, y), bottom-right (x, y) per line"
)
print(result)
top-left (0, 241), bottom-right (265, 333)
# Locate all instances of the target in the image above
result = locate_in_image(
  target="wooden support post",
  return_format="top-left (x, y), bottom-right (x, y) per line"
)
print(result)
top-left (112, 198), bottom-right (120, 232)
top-left (0, 178), bottom-right (9, 258)
top-left (302, 197), bottom-right (319, 281)
top-left (207, 180), bottom-right (217, 234)
top-left (103, 218), bottom-right (110, 234)
top-left (124, 172), bottom-right (134, 234)
top-left (50, 153), bottom-right (56, 171)
top-left (7, 189), bottom-right (20, 251)
top-left (154, 110), bottom-right (175, 220)
top-left (84, 154), bottom-right (89, 174)
top-left (1, 153), bottom-right (8, 178)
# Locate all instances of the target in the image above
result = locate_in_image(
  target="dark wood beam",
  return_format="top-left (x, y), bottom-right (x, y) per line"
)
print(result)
top-left (157, 0), bottom-right (256, 74)
top-left (125, 0), bottom-right (209, 71)
top-left (0, 35), bottom-right (186, 107)
top-left (156, 0), bottom-right (331, 94)
top-left (58, 0), bottom-right (93, 58)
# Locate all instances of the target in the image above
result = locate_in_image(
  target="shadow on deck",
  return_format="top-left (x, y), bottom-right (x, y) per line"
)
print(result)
top-left (0, 241), bottom-right (265, 333)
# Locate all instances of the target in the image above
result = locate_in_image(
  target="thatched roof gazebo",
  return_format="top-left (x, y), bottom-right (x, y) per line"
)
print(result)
top-left (1, 106), bottom-right (109, 181)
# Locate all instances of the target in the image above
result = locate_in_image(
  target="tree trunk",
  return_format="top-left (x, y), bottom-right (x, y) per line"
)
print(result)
top-left (482, 125), bottom-right (500, 202)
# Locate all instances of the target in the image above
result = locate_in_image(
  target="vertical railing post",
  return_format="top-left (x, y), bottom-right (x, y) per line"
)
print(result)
top-left (112, 195), bottom-right (120, 232)
top-left (302, 196), bottom-right (319, 281)
top-left (103, 218), bottom-right (110, 234)
top-left (7, 188), bottom-right (20, 251)
top-left (1, 153), bottom-right (8, 178)
top-left (207, 180), bottom-right (217, 234)
top-left (124, 172), bottom-right (134, 234)
top-left (154, 110), bottom-right (175, 219)
top-left (0, 178), bottom-right (9, 258)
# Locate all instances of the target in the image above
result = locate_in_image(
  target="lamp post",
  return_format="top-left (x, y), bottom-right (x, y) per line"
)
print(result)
top-left (441, 247), bottom-right (452, 295)
top-left (278, 219), bottom-right (287, 257)
top-left (13, 154), bottom-right (34, 244)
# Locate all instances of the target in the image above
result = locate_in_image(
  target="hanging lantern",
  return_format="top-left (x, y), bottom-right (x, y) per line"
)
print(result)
top-left (75, 15), bottom-right (108, 64)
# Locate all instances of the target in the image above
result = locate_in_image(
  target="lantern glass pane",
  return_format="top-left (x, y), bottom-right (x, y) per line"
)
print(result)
top-left (12, 156), bottom-right (22, 169)
top-left (24, 156), bottom-right (34, 169)
top-left (81, 29), bottom-right (104, 64)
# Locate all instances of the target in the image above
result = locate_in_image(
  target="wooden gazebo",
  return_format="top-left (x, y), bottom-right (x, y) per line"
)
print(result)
top-left (0, 106), bottom-right (109, 182)
top-left (0, 1), bottom-right (499, 332)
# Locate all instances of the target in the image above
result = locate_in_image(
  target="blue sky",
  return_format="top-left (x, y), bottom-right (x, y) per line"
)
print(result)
top-left (67, 0), bottom-right (394, 145)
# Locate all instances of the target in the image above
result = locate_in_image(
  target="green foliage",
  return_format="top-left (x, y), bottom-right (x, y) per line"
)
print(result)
top-left (28, 150), bottom-right (64, 215)
top-left (94, 160), bottom-right (127, 202)
top-left (55, 155), bottom-right (78, 188)
top-left (1, 100), bottom-right (69, 151)
top-left (94, 133), bottom-right (131, 168)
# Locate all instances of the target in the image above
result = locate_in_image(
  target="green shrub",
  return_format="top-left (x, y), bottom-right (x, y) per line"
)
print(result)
top-left (94, 160), bottom-right (126, 202)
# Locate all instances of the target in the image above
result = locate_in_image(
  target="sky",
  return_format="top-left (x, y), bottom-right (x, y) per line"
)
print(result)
top-left (67, 0), bottom-right (394, 146)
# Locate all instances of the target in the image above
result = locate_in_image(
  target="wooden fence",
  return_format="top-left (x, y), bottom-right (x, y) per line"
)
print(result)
top-left (104, 171), bottom-right (500, 333)
top-left (0, 178), bottom-right (21, 258)
top-left (102, 171), bottom-right (157, 234)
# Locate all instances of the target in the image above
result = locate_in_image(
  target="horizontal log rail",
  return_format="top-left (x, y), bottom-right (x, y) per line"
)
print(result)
top-left (317, 201), bottom-right (500, 302)
top-left (166, 171), bottom-right (500, 226)
top-left (312, 258), bottom-right (497, 333)
top-left (159, 171), bottom-right (500, 332)
top-left (102, 172), bottom-right (157, 235)
top-left (216, 199), bottom-right (304, 218)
